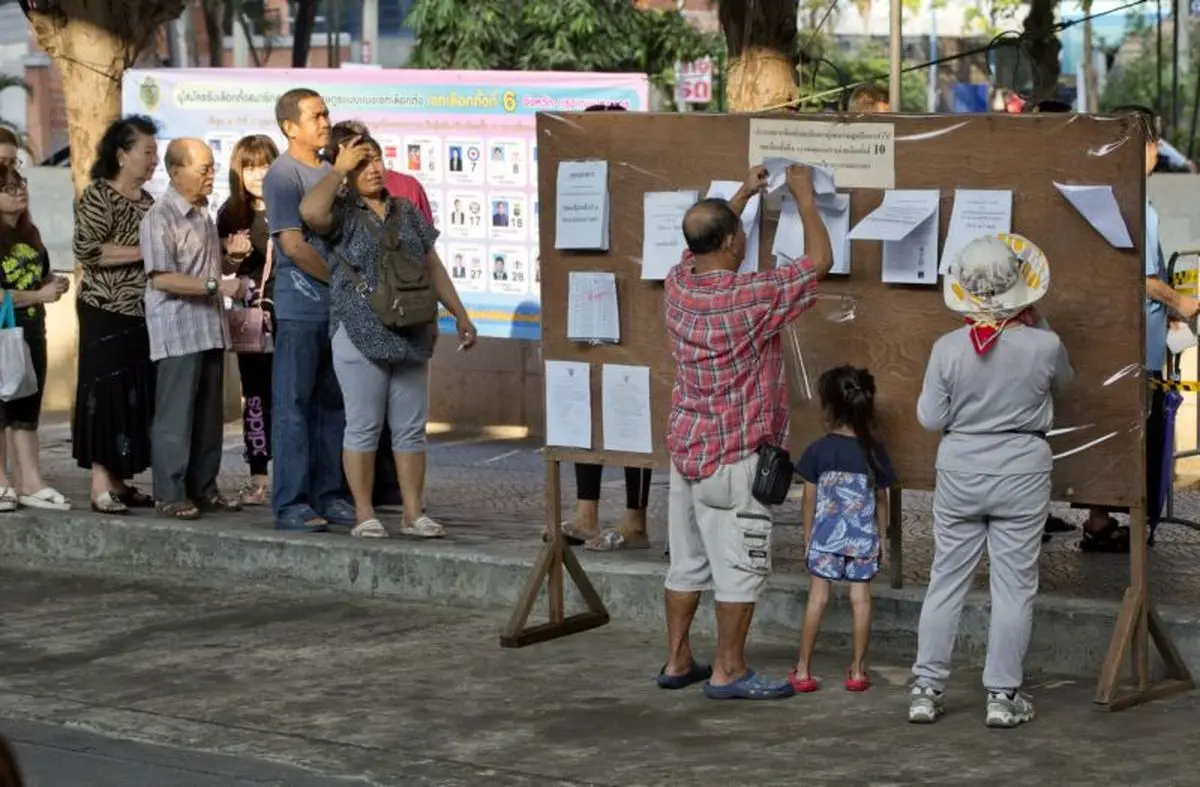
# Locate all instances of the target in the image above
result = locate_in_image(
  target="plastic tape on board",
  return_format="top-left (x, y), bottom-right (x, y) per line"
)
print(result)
top-left (1172, 268), bottom-right (1198, 295)
top-left (1151, 378), bottom-right (1200, 392)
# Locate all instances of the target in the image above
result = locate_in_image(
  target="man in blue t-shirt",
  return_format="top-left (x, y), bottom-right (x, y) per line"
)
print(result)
top-left (263, 88), bottom-right (354, 531)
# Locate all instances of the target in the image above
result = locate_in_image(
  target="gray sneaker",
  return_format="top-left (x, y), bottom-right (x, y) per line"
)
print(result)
top-left (908, 685), bottom-right (944, 724)
top-left (986, 690), bottom-right (1035, 728)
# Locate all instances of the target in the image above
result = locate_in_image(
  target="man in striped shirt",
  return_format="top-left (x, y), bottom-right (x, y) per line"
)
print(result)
top-left (657, 164), bottom-right (833, 700)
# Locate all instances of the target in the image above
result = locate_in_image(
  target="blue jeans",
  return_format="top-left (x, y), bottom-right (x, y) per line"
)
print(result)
top-left (271, 319), bottom-right (348, 523)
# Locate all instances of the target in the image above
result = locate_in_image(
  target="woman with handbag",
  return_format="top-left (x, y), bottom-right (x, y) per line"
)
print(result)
top-left (217, 134), bottom-right (280, 506)
top-left (0, 162), bottom-right (71, 512)
top-left (299, 126), bottom-right (477, 539)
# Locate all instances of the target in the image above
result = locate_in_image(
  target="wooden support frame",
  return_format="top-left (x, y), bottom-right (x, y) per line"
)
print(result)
top-left (500, 459), bottom-right (610, 648)
top-left (1094, 504), bottom-right (1194, 709)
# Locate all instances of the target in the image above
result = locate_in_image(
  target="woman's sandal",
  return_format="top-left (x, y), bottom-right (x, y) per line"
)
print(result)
top-left (584, 529), bottom-right (651, 552)
top-left (0, 486), bottom-right (18, 513)
top-left (351, 518), bottom-right (389, 539)
top-left (399, 515), bottom-right (445, 539)
top-left (239, 481), bottom-right (270, 506)
top-left (91, 491), bottom-right (129, 515)
top-left (156, 501), bottom-right (201, 521)
top-left (117, 485), bottom-right (155, 508)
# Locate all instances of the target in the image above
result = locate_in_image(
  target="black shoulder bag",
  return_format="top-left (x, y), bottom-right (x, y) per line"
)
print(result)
top-left (751, 443), bottom-right (793, 506)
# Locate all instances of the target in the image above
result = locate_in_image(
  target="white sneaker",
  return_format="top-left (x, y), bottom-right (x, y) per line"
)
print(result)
top-left (908, 685), bottom-right (944, 724)
top-left (986, 690), bottom-right (1034, 728)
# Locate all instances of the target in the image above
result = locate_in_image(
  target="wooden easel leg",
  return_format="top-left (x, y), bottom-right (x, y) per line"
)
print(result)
top-left (499, 458), bottom-right (611, 648)
top-left (889, 486), bottom-right (904, 590)
top-left (1094, 502), bottom-right (1195, 710)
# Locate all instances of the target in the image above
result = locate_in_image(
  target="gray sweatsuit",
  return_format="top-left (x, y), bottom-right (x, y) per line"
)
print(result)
top-left (912, 321), bottom-right (1073, 692)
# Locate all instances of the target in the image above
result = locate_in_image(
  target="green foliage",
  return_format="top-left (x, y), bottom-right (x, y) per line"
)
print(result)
top-left (799, 40), bottom-right (927, 112)
top-left (1101, 17), bottom-right (1200, 147)
top-left (408, 0), bottom-right (721, 100)
top-left (962, 0), bottom-right (1027, 37)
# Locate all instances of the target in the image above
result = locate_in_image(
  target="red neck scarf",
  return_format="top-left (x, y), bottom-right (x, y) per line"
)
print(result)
top-left (964, 308), bottom-right (1037, 355)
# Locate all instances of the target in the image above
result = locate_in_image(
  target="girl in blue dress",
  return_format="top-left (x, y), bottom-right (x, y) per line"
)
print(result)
top-left (790, 365), bottom-right (895, 693)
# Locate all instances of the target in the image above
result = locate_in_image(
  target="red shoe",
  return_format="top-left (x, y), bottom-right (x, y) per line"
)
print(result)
top-left (788, 670), bottom-right (819, 693)
top-left (844, 671), bottom-right (871, 692)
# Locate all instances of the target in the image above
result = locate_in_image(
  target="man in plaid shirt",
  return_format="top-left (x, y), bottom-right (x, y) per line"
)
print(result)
top-left (657, 164), bottom-right (834, 700)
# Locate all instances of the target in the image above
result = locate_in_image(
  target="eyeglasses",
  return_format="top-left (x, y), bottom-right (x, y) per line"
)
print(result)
top-left (0, 178), bottom-right (27, 196)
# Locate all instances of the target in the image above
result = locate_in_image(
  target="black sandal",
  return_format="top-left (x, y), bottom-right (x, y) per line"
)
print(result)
top-left (118, 485), bottom-right (155, 508)
top-left (1080, 518), bottom-right (1130, 553)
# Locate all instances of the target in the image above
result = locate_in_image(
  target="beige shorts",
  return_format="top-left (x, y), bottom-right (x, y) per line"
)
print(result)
top-left (664, 452), bottom-right (773, 604)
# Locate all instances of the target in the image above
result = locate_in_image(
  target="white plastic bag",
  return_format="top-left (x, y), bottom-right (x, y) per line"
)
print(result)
top-left (0, 291), bottom-right (37, 402)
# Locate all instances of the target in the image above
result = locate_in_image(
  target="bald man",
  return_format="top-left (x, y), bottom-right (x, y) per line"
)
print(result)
top-left (141, 137), bottom-right (244, 519)
top-left (659, 164), bottom-right (834, 700)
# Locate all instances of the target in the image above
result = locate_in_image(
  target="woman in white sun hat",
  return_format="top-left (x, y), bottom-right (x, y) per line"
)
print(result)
top-left (907, 233), bottom-right (1073, 729)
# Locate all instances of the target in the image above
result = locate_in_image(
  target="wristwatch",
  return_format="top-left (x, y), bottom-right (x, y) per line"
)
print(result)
top-left (205, 277), bottom-right (218, 296)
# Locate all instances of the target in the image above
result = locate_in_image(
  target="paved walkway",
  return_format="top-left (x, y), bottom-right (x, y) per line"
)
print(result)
top-left (1, 566), bottom-right (1196, 786)
top-left (20, 423), bottom-right (1200, 606)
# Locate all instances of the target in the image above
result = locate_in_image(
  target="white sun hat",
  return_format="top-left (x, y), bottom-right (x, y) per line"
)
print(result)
top-left (943, 233), bottom-right (1050, 318)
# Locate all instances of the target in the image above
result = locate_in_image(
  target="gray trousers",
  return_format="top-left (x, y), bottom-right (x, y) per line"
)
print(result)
top-left (151, 349), bottom-right (225, 504)
top-left (912, 469), bottom-right (1050, 693)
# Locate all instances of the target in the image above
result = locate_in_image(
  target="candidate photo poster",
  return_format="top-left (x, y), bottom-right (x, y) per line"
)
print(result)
top-left (122, 68), bottom-right (649, 339)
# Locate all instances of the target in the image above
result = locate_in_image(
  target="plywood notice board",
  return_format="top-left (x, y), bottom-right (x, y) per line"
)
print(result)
top-left (537, 111), bottom-right (1147, 508)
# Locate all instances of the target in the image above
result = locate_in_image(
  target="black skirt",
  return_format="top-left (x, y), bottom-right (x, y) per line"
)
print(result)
top-left (71, 300), bottom-right (155, 477)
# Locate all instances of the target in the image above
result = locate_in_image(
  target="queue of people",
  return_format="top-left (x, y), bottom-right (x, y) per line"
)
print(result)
top-left (0, 86), bottom-right (475, 538)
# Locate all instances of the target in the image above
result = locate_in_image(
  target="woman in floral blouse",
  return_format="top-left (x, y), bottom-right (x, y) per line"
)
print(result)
top-left (0, 162), bottom-right (71, 512)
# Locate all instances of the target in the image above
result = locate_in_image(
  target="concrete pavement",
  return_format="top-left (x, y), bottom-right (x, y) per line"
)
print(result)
top-left (1, 566), bottom-right (1197, 786)
top-left (4, 425), bottom-right (1200, 681)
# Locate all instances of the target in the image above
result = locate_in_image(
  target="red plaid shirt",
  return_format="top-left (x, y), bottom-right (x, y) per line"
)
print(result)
top-left (664, 254), bottom-right (818, 481)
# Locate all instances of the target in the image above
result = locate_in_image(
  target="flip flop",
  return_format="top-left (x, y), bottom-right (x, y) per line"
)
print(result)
top-left (656, 661), bottom-right (713, 690)
top-left (0, 486), bottom-right (17, 513)
top-left (18, 487), bottom-right (71, 511)
top-left (351, 518), bottom-right (389, 539)
top-left (584, 529), bottom-right (651, 552)
top-left (703, 670), bottom-right (796, 700)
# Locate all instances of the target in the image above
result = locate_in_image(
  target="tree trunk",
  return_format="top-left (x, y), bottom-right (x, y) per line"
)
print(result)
top-left (27, 17), bottom-right (128, 195)
top-left (24, 1), bottom-right (184, 196)
top-left (719, 0), bottom-right (799, 112)
top-left (1023, 0), bottom-right (1062, 102)
top-left (291, 0), bottom-right (318, 67)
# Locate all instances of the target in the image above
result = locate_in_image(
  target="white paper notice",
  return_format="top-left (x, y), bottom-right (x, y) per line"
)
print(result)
top-left (762, 157), bottom-right (837, 198)
top-left (748, 119), bottom-right (895, 190)
top-left (555, 161), bottom-right (609, 250)
top-left (939, 189), bottom-right (1013, 274)
top-left (544, 360), bottom-right (592, 449)
top-left (567, 271), bottom-right (620, 343)
top-left (642, 190), bottom-right (699, 280)
top-left (601, 364), bottom-right (653, 454)
top-left (1053, 182), bottom-right (1134, 248)
top-left (849, 190), bottom-right (938, 243)
top-left (850, 190), bottom-right (940, 286)
top-left (706, 180), bottom-right (762, 274)
top-left (773, 193), bottom-right (852, 275)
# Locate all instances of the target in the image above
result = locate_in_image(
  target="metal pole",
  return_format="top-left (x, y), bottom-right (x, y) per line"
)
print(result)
top-left (1158, 0), bottom-right (1165, 125)
top-left (927, 0), bottom-right (937, 111)
top-left (361, 0), bottom-right (379, 64)
top-left (889, 0), bottom-right (902, 109)
top-left (1172, 0), bottom-right (1181, 137)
